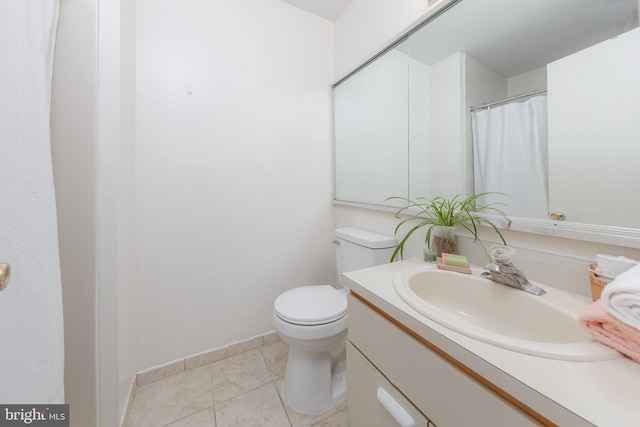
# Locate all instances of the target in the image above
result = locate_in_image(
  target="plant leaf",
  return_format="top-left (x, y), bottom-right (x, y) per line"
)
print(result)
top-left (387, 192), bottom-right (510, 260)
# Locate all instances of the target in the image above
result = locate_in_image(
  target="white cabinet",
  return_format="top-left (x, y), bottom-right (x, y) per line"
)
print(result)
top-left (347, 342), bottom-right (431, 427)
top-left (347, 295), bottom-right (540, 427)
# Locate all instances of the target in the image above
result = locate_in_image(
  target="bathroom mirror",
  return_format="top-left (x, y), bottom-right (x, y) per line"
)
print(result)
top-left (333, 0), bottom-right (640, 247)
top-left (334, 41), bottom-right (409, 207)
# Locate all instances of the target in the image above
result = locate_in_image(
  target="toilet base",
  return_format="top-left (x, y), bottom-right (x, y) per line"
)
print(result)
top-left (282, 347), bottom-right (347, 414)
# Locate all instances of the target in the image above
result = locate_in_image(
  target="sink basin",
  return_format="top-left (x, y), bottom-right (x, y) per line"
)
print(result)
top-left (393, 265), bottom-right (619, 361)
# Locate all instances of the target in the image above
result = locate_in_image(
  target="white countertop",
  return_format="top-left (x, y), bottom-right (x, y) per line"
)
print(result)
top-left (343, 258), bottom-right (640, 427)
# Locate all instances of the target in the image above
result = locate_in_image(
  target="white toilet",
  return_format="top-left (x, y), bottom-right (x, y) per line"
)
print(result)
top-left (272, 227), bottom-right (397, 414)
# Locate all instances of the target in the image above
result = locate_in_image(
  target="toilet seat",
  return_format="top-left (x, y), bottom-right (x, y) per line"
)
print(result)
top-left (274, 285), bottom-right (347, 326)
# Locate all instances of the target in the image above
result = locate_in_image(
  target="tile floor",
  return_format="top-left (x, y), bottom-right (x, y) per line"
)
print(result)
top-left (124, 339), bottom-right (348, 427)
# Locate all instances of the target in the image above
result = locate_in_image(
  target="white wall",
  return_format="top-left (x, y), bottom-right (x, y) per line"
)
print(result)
top-left (135, 0), bottom-right (335, 369)
top-left (333, 0), bottom-right (640, 297)
top-left (408, 56), bottom-right (432, 198)
top-left (334, 0), bottom-right (431, 78)
top-left (50, 0), bottom-right (99, 425)
top-left (52, 0), bottom-right (135, 425)
top-left (118, 0), bottom-right (137, 422)
top-left (507, 66), bottom-right (546, 97)
top-left (429, 52), bottom-right (465, 198)
top-left (97, 1), bottom-right (123, 425)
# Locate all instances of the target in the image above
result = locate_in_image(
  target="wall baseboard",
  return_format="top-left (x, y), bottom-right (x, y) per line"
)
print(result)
top-left (135, 330), bottom-right (281, 386)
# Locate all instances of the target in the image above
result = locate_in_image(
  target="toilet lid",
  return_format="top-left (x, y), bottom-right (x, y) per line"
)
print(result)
top-left (274, 285), bottom-right (347, 325)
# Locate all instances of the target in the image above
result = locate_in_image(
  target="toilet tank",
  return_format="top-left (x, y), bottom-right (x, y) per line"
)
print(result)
top-left (334, 227), bottom-right (397, 288)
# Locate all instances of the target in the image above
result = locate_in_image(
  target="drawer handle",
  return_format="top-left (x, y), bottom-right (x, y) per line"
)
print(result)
top-left (376, 387), bottom-right (417, 427)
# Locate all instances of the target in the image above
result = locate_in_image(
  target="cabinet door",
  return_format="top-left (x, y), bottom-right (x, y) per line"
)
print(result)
top-left (348, 295), bottom-right (544, 426)
top-left (347, 342), bottom-right (430, 427)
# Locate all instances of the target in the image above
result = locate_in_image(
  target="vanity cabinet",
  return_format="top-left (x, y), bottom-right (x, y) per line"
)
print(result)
top-left (347, 294), bottom-right (540, 427)
top-left (347, 342), bottom-right (431, 427)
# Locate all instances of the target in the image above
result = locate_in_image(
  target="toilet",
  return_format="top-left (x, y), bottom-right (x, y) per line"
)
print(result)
top-left (272, 227), bottom-right (397, 414)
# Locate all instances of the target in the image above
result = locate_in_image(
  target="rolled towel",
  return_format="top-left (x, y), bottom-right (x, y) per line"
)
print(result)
top-left (600, 263), bottom-right (640, 329)
top-left (579, 300), bottom-right (640, 363)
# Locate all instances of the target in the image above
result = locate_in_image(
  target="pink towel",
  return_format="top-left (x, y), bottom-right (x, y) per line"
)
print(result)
top-left (579, 300), bottom-right (640, 363)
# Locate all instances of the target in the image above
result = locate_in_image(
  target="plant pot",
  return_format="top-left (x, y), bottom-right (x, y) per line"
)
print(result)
top-left (431, 225), bottom-right (457, 257)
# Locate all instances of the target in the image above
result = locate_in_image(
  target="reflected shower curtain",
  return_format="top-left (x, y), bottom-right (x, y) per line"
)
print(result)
top-left (0, 1), bottom-right (64, 402)
top-left (471, 96), bottom-right (549, 219)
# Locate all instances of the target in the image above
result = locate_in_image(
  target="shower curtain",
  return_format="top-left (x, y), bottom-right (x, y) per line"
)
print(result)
top-left (0, 0), bottom-right (64, 403)
top-left (471, 96), bottom-right (549, 219)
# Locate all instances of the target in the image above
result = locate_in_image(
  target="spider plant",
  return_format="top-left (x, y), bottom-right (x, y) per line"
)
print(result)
top-left (387, 192), bottom-right (510, 261)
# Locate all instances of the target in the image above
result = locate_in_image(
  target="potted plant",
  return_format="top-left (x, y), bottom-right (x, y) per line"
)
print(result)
top-left (387, 193), bottom-right (510, 261)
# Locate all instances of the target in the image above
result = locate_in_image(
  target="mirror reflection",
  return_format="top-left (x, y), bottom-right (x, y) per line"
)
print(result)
top-left (334, 41), bottom-right (409, 207)
top-left (334, 0), bottom-right (639, 231)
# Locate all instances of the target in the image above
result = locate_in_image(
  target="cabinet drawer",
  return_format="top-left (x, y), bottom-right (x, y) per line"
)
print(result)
top-left (347, 342), bottom-right (431, 427)
top-left (348, 294), bottom-right (540, 427)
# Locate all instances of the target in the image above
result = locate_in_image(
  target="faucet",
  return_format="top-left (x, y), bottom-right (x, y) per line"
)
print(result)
top-left (481, 263), bottom-right (546, 296)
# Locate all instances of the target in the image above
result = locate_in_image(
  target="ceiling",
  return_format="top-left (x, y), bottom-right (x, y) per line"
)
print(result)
top-left (280, 0), bottom-right (353, 20)
top-left (406, 0), bottom-right (639, 77)
top-left (280, 0), bottom-right (638, 77)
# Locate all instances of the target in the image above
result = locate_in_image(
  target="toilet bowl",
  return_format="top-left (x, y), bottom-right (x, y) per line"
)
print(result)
top-left (273, 285), bottom-right (348, 414)
top-left (272, 227), bottom-right (397, 414)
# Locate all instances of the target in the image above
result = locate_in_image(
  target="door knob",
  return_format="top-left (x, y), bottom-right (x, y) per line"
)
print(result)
top-left (0, 263), bottom-right (10, 291)
top-left (550, 211), bottom-right (566, 221)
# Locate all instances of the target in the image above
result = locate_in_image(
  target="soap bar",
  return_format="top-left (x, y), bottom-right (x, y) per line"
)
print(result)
top-left (441, 253), bottom-right (468, 268)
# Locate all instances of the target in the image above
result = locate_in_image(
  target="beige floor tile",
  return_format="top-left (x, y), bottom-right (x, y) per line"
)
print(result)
top-left (126, 341), bottom-right (349, 427)
top-left (137, 365), bottom-right (214, 427)
top-left (164, 407), bottom-right (216, 427)
top-left (311, 408), bottom-right (348, 427)
top-left (260, 340), bottom-right (288, 380)
top-left (275, 379), bottom-right (347, 427)
top-left (214, 383), bottom-right (290, 427)
top-left (210, 349), bottom-right (272, 405)
top-left (123, 386), bottom-right (146, 427)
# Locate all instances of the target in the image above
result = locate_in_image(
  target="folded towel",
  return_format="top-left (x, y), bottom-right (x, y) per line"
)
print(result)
top-left (596, 254), bottom-right (638, 279)
top-left (600, 263), bottom-right (640, 329)
top-left (579, 300), bottom-right (640, 363)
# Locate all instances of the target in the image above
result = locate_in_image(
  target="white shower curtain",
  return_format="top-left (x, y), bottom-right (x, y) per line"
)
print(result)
top-left (0, 0), bottom-right (64, 403)
top-left (471, 96), bottom-right (549, 219)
